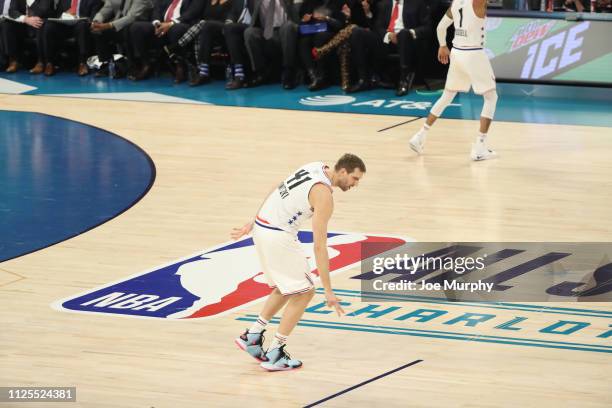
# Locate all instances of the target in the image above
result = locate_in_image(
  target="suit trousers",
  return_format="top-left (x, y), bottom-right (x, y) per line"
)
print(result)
top-left (0, 21), bottom-right (7, 66)
top-left (196, 20), bottom-right (225, 64)
top-left (129, 21), bottom-right (189, 61)
top-left (43, 20), bottom-right (93, 63)
top-left (93, 27), bottom-right (132, 62)
top-left (223, 22), bottom-right (248, 66)
top-left (244, 21), bottom-right (297, 72)
top-left (2, 20), bottom-right (43, 61)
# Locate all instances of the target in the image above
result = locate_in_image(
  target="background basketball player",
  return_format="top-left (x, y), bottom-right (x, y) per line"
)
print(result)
top-left (231, 154), bottom-right (366, 371)
top-left (409, 0), bottom-right (498, 161)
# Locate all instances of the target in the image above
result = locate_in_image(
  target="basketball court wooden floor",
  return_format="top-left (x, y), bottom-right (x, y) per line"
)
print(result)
top-left (1, 94), bottom-right (611, 407)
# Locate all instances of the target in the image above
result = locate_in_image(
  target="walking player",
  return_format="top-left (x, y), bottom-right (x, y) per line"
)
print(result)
top-left (409, 0), bottom-right (498, 161)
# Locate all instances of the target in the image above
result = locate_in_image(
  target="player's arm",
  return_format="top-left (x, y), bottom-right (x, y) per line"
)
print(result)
top-left (310, 183), bottom-right (345, 316)
top-left (230, 184), bottom-right (277, 240)
top-left (436, 8), bottom-right (453, 64)
top-left (473, 0), bottom-right (487, 18)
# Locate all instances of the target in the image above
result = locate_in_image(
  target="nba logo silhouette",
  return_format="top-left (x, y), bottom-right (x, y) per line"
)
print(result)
top-left (52, 232), bottom-right (409, 319)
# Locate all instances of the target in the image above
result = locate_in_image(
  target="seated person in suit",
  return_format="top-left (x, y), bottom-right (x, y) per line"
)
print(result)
top-left (90, 0), bottom-right (153, 78)
top-left (163, 0), bottom-right (238, 86)
top-left (244, 0), bottom-right (299, 89)
top-left (186, 0), bottom-right (235, 86)
top-left (2, 0), bottom-right (63, 73)
top-left (349, 0), bottom-right (431, 95)
top-left (222, 0), bottom-right (254, 89)
top-left (128, 0), bottom-right (203, 81)
top-left (40, 0), bottom-right (103, 76)
top-left (0, 0), bottom-right (14, 70)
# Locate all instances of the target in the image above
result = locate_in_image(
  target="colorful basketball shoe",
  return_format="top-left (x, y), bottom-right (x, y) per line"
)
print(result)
top-left (235, 330), bottom-right (267, 362)
top-left (260, 345), bottom-right (302, 371)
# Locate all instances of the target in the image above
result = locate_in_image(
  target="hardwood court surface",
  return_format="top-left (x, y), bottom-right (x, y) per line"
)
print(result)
top-left (1, 95), bottom-right (611, 407)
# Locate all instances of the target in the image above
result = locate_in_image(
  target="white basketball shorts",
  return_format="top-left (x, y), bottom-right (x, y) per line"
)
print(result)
top-left (253, 222), bottom-right (315, 296)
top-left (445, 48), bottom-right (496, 95)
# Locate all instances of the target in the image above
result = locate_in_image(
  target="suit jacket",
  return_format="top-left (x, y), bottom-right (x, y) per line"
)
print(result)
top-left (225, 0), bottom-right (254, 23)
top-left (57, 0), bottom-right (103, 18)
top-left (9, 0), bottom-right (62, 18)
top-left (93, 0), bottom-right (153, 31)
top-left (250, 0), bottom-right (298, 27)
top-left (152, 0), bottom-right (203, 24)
top-left (373, 0), bottom-right (431, 39)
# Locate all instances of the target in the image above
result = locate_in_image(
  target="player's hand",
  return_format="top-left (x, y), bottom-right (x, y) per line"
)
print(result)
top-left (389, 32), bottom-right (397, 44)
top-left (438, 46), bottom-right (450, 64)
top-left (302, 13), bottom-right (312, 22)
top-left (231, 221), bottom-right (253, 240)
top-left (325, 290), bottom-right (345, 316)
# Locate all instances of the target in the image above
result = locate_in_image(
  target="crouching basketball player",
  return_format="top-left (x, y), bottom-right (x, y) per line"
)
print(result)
top-left (410, 0), bottom-right (498, 161)
top-left (231, 154), bottom-right (366, 371)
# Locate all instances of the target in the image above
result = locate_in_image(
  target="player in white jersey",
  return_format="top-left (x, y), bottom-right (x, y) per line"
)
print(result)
top-left (231, 153), bottom-right (366, 371)
top-left (409, 0), bottom-right (499, 161)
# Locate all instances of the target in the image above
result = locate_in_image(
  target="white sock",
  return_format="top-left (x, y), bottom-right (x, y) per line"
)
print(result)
top-left (477, 133), bottom-right (487, 144)
top-left (421, 124), bottom-right (431, 135)
top-left (413, 124), bottom-right (429, 142)
top-left (269, 332), bottom-right (288, 350)
top-left (249, 316), bottom-right (268, 334)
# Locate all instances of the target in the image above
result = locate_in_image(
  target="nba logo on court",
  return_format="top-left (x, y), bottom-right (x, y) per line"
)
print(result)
top-left (52, 232), bottom-right (408, 320)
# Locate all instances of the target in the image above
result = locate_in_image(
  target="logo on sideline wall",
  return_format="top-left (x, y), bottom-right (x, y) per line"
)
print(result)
top-left (299, 94), bottom-right (461, 111)
top-left (52, 232), bottom-right (410, 320)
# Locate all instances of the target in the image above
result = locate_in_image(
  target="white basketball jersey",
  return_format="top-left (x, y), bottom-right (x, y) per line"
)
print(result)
top-left (451, 0), bottom-right (486, 49)
top-left (257, 162), bottom-right (333, 234)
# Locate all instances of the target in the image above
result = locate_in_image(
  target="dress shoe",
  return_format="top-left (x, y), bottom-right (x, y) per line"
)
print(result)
top-left (306, 69), bottom-right (325, 91)
top-left (370, 76), bottom-right (394, 89)
top-left (189, 73), bottom-right (210, 87)
top-left (282, 68), bottom-right (296, 90)
top-left (77, 63), bottom-right (89, 76)
top-left (112, 66), bottom-right (127, 79)
top-left (225, 76), bottom-right (246, 90)
top-left (249, 73), bottom-right (266, 87)
top-left (44, 62), bottom-right (56, 76)
top-left (129, 64), bottom-right (151, 81)
top-left (94, 64), bottom-right (109, 77)
top-left (29, 62), bottom-right (44, 74)
top-left (396, 72), bottom-right (415, 96)
top-left (173, 62), bottom-right (186, 84)
top-left (346, 78), bottom-right (370, 94)
top-left (5, 59), bottom-right (19, 73)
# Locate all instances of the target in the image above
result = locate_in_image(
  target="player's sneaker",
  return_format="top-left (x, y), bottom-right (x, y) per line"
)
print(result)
top-left (409, 132), bottom-right (426, 154)
top-left (235, 330), bottom-right (268, 362)
top-left (471, 142), bottom-right (498, 161)
top-left (260, 345), bottom-right (302, 371)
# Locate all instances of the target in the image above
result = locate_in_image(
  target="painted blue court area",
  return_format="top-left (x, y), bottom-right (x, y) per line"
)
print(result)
top-left (0, 111), bottom-right (155, 262)
top-left (1, 72), bottom-right (611, 127)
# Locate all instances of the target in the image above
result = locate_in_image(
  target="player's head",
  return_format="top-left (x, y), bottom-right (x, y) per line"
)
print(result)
top-left (333, 153), bottom-right (366, 191)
